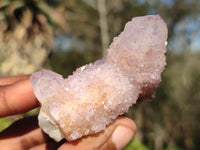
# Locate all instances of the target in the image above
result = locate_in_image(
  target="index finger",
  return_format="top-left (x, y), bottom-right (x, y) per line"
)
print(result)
top-left (0, 75), bottom-right (30, 86)
top-left (0, 77), bottom-right (39, 117)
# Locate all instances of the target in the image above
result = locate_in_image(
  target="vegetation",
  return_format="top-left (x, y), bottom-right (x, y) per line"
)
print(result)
top-left (0, 0), bottom-right (66, 75)
top-left (124, 139), bottom-right (151, 150)
top-left (0, 0), bottom-right (200, 150)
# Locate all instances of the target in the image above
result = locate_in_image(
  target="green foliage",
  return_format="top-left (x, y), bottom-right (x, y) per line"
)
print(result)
top-left (123, 139), bottom-right (151, 150)
top-left (23, 108), bottom-right (39, 117)
top-left (0, 117), bottom-right (12, 132)
top-left (0, 108), bottom-right (39, 133)
top-left (164, 147), bottom-right (184, 150)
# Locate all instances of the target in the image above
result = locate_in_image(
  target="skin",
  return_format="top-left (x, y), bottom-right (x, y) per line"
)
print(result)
top-left (0, 75), bottom-right (136, 150)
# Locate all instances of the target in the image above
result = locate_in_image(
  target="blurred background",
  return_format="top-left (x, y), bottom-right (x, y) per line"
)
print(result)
top-left (0, 0), bottom-right (200, 149)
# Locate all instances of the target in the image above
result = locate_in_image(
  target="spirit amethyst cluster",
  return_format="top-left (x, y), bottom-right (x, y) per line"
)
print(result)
top-left (30, 15), bottom-right (168, 141)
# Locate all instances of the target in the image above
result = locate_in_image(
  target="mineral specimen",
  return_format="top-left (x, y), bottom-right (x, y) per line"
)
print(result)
top-left (30, 15), bottom-right (168, 141)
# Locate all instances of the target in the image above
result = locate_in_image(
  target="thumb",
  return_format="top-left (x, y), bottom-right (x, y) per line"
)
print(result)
top-left (58, 116), bottom-right (136, 150)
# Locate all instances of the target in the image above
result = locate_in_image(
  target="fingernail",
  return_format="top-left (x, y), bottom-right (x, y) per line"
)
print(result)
top-left (112, 126), bottom-right (134, 150)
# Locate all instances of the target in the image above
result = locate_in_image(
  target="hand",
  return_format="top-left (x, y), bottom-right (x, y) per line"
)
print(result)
top-left (0, 75), bottom-right (136, 150)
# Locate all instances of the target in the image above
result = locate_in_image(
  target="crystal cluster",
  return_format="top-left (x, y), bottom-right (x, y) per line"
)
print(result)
top-left (30, 15), bottom-right (168, 141)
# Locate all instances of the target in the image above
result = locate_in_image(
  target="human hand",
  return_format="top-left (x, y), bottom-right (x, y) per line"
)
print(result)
top-left (0, 75), bottom-right (136, 150)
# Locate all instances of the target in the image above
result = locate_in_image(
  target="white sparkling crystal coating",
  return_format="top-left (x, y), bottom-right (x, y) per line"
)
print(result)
top-left (30, 15), bottom-right (168, 141)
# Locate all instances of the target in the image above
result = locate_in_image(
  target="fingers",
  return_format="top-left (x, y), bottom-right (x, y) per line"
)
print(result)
top-left (0, 78), bottom-right (39, 117)
top-left (0, 116), bottom-right (136, 150)
top-left (58, 116), bottom-right (136, 150)
top-left (29, 140), bottom-right (66, 150)
top-left (0, 75), bottom-right (30, 86)
top-left (0, 116), bottom-right (51, 150)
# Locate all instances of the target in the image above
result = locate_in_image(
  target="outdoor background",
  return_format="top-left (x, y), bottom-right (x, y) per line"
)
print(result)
top-left (0, 0), bottom-right (200, 150)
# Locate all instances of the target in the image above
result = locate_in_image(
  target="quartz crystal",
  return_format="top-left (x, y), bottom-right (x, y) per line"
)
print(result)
top-left (30, 15), bottom-right (168, 141)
